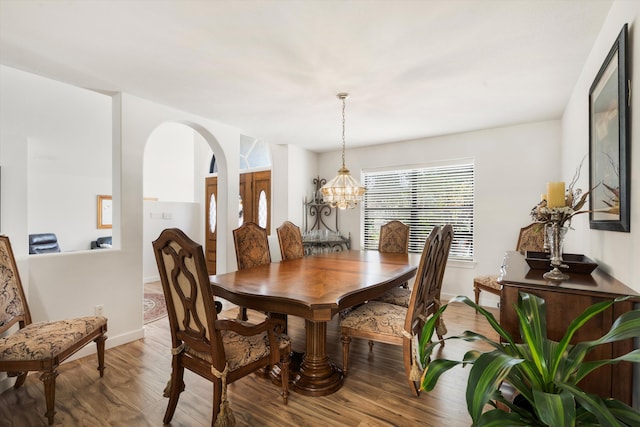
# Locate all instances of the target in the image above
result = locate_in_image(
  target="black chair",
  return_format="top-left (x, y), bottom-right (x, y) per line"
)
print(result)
top-left (91, 236), bottom-right (112, 249)
top-left (28, 233), bottom-right (61, 254)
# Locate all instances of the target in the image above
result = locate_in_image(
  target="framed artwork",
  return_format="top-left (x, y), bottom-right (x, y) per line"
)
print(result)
top-left (589, 24), bottom-right (630, 232)
top-left (97, 195), bottom-right (112, 229)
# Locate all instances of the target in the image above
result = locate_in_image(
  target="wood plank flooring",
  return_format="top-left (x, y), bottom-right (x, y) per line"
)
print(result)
top-left (0, 297), bottom-right (498, 427)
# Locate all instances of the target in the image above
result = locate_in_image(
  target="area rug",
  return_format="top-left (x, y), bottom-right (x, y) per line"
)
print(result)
top-left (144, 292), bottom-right (167, 324)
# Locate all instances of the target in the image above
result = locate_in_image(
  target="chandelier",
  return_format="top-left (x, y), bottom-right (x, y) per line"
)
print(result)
top-left (320, 93), bottom-right (366, 209)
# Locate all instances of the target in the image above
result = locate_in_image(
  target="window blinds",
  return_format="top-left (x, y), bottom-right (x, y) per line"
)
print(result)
top-left (363, 163), bottom-right (474, 261)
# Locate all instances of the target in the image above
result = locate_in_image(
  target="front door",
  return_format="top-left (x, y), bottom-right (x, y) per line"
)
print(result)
top-left (205, 176), bottom-right (217, 274)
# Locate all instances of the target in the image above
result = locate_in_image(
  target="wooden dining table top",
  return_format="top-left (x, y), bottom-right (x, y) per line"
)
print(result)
top-left (209, 250), bottom-right (418, 322)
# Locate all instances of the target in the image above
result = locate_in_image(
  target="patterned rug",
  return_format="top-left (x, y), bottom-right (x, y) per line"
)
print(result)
top-left (144, 292), bottom-right (167, 324)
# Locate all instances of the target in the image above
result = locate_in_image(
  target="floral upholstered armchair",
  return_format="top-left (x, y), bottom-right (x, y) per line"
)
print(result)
top-left (0, 235), bottom-right (108, 425)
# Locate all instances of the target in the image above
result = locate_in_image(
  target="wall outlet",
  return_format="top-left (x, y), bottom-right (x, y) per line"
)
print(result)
top-left (95, 304), bottom-right (104, 316)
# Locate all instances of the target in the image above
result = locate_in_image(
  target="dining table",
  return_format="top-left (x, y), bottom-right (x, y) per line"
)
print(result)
top-left (209, 249), bottom-right (417, 396)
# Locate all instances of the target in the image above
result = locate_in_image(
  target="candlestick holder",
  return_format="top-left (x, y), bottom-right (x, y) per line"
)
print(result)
top-left (543, 220), bottom-right (569, 281)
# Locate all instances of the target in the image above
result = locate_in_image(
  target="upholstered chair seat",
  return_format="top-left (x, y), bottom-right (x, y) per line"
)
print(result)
top-left (341, 301), bottom-right (407, 336)
top-left (0, 317), bottom-right (106, 361)
top-left (372, 286), bottom-right (411, 308)
top-left (183, 322), bottom-right (291, 371)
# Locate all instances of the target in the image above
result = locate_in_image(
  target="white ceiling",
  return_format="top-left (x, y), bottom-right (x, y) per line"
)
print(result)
top-left (0, 0), bottom-right (612, 153)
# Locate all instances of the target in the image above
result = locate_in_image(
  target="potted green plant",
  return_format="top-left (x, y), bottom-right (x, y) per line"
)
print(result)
top-left (419, 292), bottom-right (640, 426)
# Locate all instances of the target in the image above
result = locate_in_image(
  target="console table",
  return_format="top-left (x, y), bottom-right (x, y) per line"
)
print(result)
top-left (497, 251), bottom-right (638, 405)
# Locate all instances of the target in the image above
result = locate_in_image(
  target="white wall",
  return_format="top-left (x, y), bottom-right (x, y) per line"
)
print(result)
top-left (142, 122), bottom-right (213, 282)
top-left (0, 65), bottom-right (112, 251)
top-left (142, 201), bottom-right (201, 282)
top-left (562, 0), bottom-right (640, 294)
top-left (143, 122), bottom-right (197, 202)
top-left (561, 0), bottom-right (640, 409)
top-left (319, 120), bottom-right (561, 305)
top-left (270, 143), bottom-right (318, 230)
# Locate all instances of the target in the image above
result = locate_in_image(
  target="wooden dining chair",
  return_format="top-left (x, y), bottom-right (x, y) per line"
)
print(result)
top-left (153, 228), bottom-right (290, 426)
top-left (340, 224), bottom-right (453, 396)
top-left (276, 221), bottom-right (304, 261)
top-left (233, 222), bottom-right (272, 320)
top-left (0, 235), bottom-right (108, 425)
top-left (373, 221), bottom-right (411, 307)
top-left (378, 220), bottom-right (410, 254)
top-left (473, 223), bottom-right (545, 307)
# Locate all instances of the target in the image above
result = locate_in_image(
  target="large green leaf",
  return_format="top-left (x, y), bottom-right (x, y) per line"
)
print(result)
top-left (603, 399), bottom-right (640, 426)
top-left (513, 300), bottom-right (550, 385)
top-left (418, 304), bottom-right (449, 365)
top-left (532, 388), bottom-right (575, 427)
top-left (466, 351), bottom-right (523, 423)
top-left (420, 358), bottom-right (464, 392)
top-left (574, 349), bottom-right (640, 384)
top-left (449, 295), bottom-right (518, 347)
top-left (559, 382), bottom-right (624, 427)
top-left (591, 310), bottom-right (640, 344)
top-left (475, 408), bottom-right (534, 427)
top-left (550, 296), bottom-right (634, 381)
top-left (561, 309), bottom-right (640, 381)
top-left (516, 292), bottom-right (548, 342)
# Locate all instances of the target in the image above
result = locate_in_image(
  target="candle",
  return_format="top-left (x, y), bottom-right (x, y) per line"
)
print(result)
top-left (546, 182), bottom-right (565, 208)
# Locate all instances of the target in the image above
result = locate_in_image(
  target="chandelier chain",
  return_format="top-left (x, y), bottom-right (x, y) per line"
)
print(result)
top-left (341, 95), bottom-right (346, 168)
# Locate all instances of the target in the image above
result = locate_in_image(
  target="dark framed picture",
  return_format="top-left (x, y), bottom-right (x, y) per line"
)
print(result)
top-left (589, 23), bottom-right (630, 232)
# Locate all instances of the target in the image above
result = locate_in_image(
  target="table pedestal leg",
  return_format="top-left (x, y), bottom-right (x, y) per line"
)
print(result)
top-left (292, 320), bottom-right (344, 396)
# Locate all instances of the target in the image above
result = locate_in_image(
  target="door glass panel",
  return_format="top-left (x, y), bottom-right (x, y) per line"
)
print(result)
top-left (209, 193), bottom-right (217, 233)
top-left (258, 190), bottom-right (267, 228)
top-left (238, 195), bottom-right (244, 226)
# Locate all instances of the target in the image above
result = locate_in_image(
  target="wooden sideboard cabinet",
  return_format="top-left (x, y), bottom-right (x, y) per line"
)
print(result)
top-left (497, 251), bottom-right (638, 405)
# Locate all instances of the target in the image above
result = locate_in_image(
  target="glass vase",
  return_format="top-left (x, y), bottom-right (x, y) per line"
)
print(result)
top-left (543, 222), bottom-right (569, 281)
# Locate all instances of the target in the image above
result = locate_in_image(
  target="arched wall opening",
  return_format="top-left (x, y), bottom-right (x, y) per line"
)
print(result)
top-left (142, 121), bottom-right (228, 282)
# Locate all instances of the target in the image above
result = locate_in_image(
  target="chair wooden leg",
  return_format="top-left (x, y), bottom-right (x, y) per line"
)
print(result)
top-left (95, 333), bottom-right (107, 377)
top-left (163, 359), bottom-right (185, 424)
top-left (212, 377), bottom-right (223, 427)
top-left (474, 284), bottom-right (480, 313)
top-left (237, 306), bottom-right (248, 321)
top-left (11, 372), bottom-right (28, 389)
top-left (39, 369), bottom-right (58, 425)
top-left (280, 344), bottom-right (290, 405)
top-left (341, 335), bottom-right (351, 377)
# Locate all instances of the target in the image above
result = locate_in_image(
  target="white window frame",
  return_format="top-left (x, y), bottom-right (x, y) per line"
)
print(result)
top-left (361, 160), bottom-right (475, 261)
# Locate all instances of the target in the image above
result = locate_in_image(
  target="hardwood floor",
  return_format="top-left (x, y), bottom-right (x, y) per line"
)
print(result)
top-left (0, 301), bottom-right (498, 426)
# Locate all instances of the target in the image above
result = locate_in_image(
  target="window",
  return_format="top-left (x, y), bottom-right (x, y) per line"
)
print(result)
top-left (363, 162), bottom-right (474, 261)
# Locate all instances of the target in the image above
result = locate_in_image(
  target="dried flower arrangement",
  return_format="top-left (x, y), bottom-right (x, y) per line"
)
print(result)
top-left (530, 160), bottom-right (591, 228)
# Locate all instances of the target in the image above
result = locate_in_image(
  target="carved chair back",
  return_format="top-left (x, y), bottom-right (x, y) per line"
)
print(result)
top-left (0, 237), bottom-right (31, 334)
top-left (424, 224), bottom-right (454, 315)
top-left (153, 228), bottom-right (223, 363)
top-left (233, 222), bottom-right (271, 270)
top-left (276, 221), bottom-right (304, 261)
top-left (403, 225), bottom-right (443, 338)
top-left (378, 220), bottom-right (410, 254)
top-left (516, 223), bottom-right (545, 254)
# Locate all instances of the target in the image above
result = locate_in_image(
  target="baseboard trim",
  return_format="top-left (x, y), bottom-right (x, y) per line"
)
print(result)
top-left (70, 328), bottom-right (145, 361)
